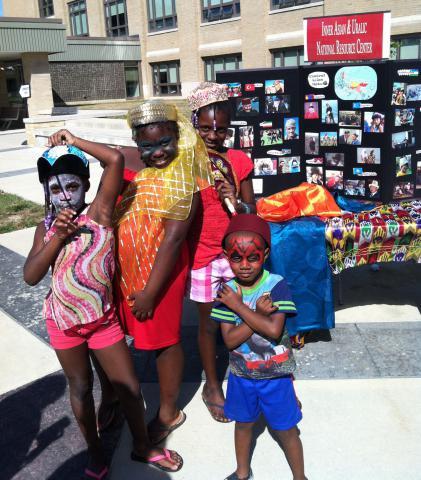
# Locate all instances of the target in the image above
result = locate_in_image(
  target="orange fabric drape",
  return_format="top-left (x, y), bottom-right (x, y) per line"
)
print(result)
top-left (257, 183), bottom-right (341, 223)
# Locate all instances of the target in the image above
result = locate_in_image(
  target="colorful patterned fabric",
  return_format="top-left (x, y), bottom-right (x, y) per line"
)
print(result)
top-left (43, 215), bottom-right (115, 330)
top-left (113, 118), bottom-right (212, 302)
top-left (257, 183), bottom-right (341, 223)
top-left (325, 200), bottom-right (421, 274)
top-left (207, 148), bottom-right (240, 194)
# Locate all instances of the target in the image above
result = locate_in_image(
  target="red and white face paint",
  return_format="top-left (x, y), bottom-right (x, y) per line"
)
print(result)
top-left (224, 232), bottom-right (267, 286)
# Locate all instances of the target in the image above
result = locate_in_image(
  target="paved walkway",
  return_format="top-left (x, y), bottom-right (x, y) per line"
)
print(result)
top-left (1, 132), bottom-right (420, 480)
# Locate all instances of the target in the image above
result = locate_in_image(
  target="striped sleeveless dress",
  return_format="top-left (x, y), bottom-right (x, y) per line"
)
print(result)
top-left (43, 214), bottom-right (115, 331)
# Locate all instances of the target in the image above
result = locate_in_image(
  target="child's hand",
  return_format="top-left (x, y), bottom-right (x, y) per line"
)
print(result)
top-left (216, 283), bottom-right (243, 312)
top-left (216, 180), bottom-right (237, 208)
top-left (47, 129), bottom-right (77, 147)
top-left (54, 209), bottom-right (79, 240)
top-left (256, 293), bottom-right (278, 316)
top-left (127, 290), bottom-right (155, 321)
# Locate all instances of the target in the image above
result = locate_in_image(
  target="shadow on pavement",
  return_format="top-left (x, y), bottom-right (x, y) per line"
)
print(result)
top-left (0, 371), bottom-right (124, 480)
top-left (0, 373), bottom-right (68, 480)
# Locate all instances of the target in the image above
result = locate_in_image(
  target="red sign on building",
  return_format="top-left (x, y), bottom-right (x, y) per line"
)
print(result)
top-left (304, 12), bottom-right (391, 62)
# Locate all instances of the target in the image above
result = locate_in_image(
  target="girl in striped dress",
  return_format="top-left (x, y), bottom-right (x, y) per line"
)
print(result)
top-left (24, 129), bottom-right (183, 478)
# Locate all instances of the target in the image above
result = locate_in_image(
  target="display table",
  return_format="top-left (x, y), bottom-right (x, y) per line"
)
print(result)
top-left (266, 200), bottom-right (421, 344)
top-left (325, 200), bottom-right (421, 274)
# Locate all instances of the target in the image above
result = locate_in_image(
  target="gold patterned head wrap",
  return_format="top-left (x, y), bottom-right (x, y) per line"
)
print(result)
top-left (114, 101), bottom-right (213, 299)
top-left (127, 100), bottom-right (178, 129)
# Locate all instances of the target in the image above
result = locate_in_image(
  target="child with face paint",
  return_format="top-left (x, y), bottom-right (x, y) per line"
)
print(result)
top-left (24, 129), bottom-right (184, 477)
top-left (187, 82), bottom-right (256, 423)
top-left (111, 100), bottom-right (212, 446)
top-left (211, 214), bottom-right (307, 480)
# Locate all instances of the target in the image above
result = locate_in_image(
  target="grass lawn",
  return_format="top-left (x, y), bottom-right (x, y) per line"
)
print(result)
top-left (0, 191), bottom-right (44, 234)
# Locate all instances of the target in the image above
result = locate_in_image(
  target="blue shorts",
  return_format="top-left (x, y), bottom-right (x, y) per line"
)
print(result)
top-left (224, 373), bottom-right (302, 431)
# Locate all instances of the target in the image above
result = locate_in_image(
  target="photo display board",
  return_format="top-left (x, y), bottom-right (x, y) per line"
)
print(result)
top-left (216, 68), bottom-right (303, 198)
top-left (389, 61), bottom-right (421, 201)
top-left (217, 60), bottom-right (421, 202)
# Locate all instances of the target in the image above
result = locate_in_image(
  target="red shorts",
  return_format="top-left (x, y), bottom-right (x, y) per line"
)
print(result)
top-left (115, 242), bottom-right (189, 350)
top-left (46, 307), bottom-right (125, 350)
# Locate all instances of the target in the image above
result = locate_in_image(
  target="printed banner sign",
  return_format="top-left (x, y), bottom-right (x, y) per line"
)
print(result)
top-left (304, 12), bottom-right (391, 62)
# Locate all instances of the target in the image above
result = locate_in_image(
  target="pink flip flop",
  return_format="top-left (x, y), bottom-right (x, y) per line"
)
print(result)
top-left (84, 466), bottom-right (109, 479)
top-left (131, 447), bottom-right (183, 472)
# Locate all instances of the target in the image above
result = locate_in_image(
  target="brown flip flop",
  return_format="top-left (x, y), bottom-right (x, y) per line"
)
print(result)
top-left (147, 410), bottom-right (187, 445)
top-left (202, 394), bottom-right (232, 423)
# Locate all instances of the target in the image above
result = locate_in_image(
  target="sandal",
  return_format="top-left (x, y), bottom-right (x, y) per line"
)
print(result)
top-left (84, 466), bottom-right (108, 479)
top-left (147, 410), bottom-right (187, 445)
top-left (131, 447), bottom-right (183, 472)
top-left (224, 469), bottom-right (254, 480)
top-left (202, 393), bottom-right (232, 423)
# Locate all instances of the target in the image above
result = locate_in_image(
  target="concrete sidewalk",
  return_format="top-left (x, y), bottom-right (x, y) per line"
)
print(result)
top-left (0, 133), bottom-right (420, 480)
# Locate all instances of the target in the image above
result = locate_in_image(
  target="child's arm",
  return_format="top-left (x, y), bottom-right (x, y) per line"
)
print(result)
top-left (128, 193), bottom-right (199, 320)
top-left (48, 129), bottom-right (123, 226)
top-left (23, 209), bottom-right (79, 285)
top-left (220, 321), bottom-right (254, 350)
top-left (217, 283), bottom-right (287, 340)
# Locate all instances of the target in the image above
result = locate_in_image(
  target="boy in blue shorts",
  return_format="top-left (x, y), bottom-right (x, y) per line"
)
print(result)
top-left (211, 214), bottom-right (307, 480)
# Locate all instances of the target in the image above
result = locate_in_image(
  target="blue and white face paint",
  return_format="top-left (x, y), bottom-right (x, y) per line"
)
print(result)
top-left (48, 173), bottom-right (85, 213)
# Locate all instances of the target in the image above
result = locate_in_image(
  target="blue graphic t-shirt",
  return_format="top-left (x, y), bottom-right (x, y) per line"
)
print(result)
top-left (211, 270), bottom-right (297, 380)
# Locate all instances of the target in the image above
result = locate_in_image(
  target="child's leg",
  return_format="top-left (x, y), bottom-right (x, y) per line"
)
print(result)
top-left (273, 427), bottom-right (307, 480)
top-left (90, 352), bottom-right (120, 431)
top-left (155, 342), bottom-right (184, 424)
top-left (93, 339), bottom-right (182, 471)
top-left (197, 301), bottom-right (228, 421)
top-left (233, 421), bottom-right (254, 478)
top-left (55, 344), bottom-right (105, 468)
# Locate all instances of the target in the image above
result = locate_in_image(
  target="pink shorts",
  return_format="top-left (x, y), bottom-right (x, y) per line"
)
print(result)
top-left (186, 254), bottom-right (234, 303)
top-left (46, 308), bottom-right (125, 350)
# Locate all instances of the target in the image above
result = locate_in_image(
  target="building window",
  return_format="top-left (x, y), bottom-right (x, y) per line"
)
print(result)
top-left (147, 0), bottom-right (177, 32)
top-left (202, 0), bottom-right (240, 23)
top-left (391, 37), bottom-right (421, 60)
top-left (271, 0), bottom-right (319, 9)
top-left (39, 0), bottom-right (54, 17)
top-left (69, 1), bottom-right (89, 36)
top-left (272, 47), bottom-right (305, 67)
top-left (204, 54), bottom-right (242, 82)
top-left (125, 64), bottom-right (140, 98)
top-left (104, 0), bottom-right (128, 37)
top-left (152, 61), bottom-right (181, 96)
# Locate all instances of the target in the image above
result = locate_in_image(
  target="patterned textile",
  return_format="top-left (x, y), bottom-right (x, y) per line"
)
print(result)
top-left (187, 82), bottom-right (228, 111)
top-left (266, 218), bottom-right (335, 336)
top-left (113, 118), bottom-right (212, 302)
top-left (325, 200), bottom-right (421, 274)
top-left (43, 215), bottom-right (115, 330)
top-left (257, 183), bottom-right (341, 223)
top-left (208, 148), bottom-right (240, 194)
top-left (127, 101), bottom-right (177, 129)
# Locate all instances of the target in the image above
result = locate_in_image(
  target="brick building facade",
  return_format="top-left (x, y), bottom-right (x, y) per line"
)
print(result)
top-left (2, 0), bottom-right (421, 104)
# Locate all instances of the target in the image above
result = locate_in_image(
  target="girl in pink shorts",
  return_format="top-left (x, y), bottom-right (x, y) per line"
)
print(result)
top-left (187, 82), bottom-right (256, 422)
top-left (24, 130), bottom-right (183, 478)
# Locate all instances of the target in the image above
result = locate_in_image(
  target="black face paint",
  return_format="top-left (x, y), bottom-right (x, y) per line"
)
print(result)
top-left (137, 134), bottom-right (177, 168)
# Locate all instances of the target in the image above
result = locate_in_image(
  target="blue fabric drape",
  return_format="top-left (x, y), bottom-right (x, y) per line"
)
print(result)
top-left (266, 217), bottom-right (335, 335)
